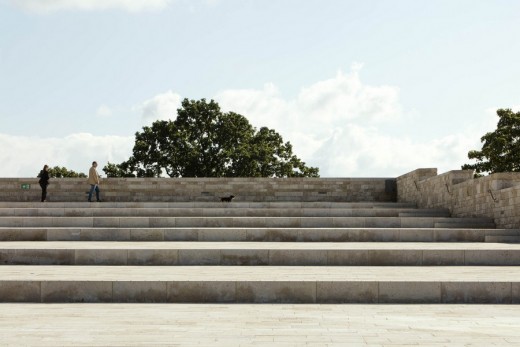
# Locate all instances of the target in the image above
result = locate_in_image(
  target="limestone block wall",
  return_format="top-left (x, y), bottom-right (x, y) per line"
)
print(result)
top-left (0, 177), bottom-right (397, 202)
top-left (397, 169), bottom-right (520, 229)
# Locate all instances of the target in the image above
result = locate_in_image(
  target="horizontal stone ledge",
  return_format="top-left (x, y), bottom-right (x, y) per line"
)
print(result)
top-left (0, 207), bottom-right (450, 218)
top-left (0, 266), bottom-right (518, 303)
top-left (0, 202), bottom-right (417, 209)
top-left (0, 216), bottom-right (495, 228)
top-left (5, 241), bottom-right (520, 250)
top-left (0, 227), bottom-right (510, 242)
top-left (1, 242), bottom-right (520, 266)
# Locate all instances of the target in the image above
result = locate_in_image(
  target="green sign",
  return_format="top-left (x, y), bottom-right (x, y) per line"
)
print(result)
top-left (21, 184), bottom-right (31, 190)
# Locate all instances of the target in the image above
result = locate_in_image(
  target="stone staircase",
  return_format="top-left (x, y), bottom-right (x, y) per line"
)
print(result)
top-left (1, 201), bottom-right (520, 303)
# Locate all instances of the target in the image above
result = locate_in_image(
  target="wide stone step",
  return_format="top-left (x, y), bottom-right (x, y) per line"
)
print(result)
top-left (0, 207), bottom-right (449, 218)
top-left (0, 227), bottom-right (507, 242)
top-left (2, 242), bottom-right (520, 266)
top-left (0, 202), bottom-right (417, 209)
top-left (0, 266), bottom-right (518, 303)
top-left (0, 216), bottom-right (494, 228)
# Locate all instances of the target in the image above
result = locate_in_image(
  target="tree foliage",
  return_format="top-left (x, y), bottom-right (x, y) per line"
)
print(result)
top-left (104, 98), bottom-right (319, 178)
top-left (462, 108), bottom-right (520, 175)
top-left (48, 166), bottom-right (87, 178)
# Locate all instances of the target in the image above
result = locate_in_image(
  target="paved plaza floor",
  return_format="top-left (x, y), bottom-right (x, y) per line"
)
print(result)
top-left (1, 304), bottom-right (519, 346)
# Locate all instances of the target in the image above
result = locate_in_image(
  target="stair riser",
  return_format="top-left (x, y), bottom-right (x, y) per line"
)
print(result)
top-left (2, 249), bottom-right (520, 266)
top-left (0, 217), bottom-right (494, 229)
top-left (0, 209), bottom-right (450, 218)
top-left (486, 236), bottom-right (520, 243)
top-left (0, 228), bottom-right (492, 242)
top-left (0, 202), bottom-right (418, 209)
top-left (0, 280), bottom-right (516, 304)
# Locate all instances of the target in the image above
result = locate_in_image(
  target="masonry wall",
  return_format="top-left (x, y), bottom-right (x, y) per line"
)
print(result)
top-left (397, 169), bottom-right (520, 229)
top-left (0, 177), bottom-right (397, 203)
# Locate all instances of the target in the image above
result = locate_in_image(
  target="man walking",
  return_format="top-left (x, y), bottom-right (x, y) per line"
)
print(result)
top-left (87, 161), bottom-right (101, 202)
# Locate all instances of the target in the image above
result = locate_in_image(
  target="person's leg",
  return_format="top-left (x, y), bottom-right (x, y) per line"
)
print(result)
top-left (95, 185), bottom-right (100, 201)
top-left (88, 185), bottom-right (95, 201)
top-left (40, 183), bottom-right (46, 202)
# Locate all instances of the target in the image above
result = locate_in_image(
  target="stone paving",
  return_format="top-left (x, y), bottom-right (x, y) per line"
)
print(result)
top-left (1, 304), bottom-right (520, 346)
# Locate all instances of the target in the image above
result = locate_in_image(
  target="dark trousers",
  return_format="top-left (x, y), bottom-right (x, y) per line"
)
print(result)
top-left (88, 185), bottom-right (100, 201)
top-left (39, 183), bottom-right (48, 202)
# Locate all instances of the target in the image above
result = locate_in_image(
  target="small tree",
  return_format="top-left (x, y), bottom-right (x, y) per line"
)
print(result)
top-left (104, 98), bottom-right (319, 178)
top-left (462, 108), bottom-right (520, 175)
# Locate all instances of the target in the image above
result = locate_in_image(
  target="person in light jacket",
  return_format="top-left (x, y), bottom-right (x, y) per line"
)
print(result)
top-left (87, 161), bottom-right (101, 202)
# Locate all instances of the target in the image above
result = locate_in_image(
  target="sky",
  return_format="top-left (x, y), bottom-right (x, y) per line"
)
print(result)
top-left (0, 0), bottom-right (519, 178)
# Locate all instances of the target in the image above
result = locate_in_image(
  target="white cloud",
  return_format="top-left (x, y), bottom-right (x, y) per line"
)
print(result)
top-left (310, 125), bottom-right (482, 177)
top-left (0, 133), bottom-right (133, 177)
top-left (140, 90), bottom-right (182, 124)
top-left (9, 0), bottom-right (172, 13)
top-left (214, 65), bottom-right (487, 177)
top-left (96, 104), bottom-right (112, 118)
top-left (297, 70), bottom-right (401, 124)
top-left (216, 67), bottom-right (401, 144)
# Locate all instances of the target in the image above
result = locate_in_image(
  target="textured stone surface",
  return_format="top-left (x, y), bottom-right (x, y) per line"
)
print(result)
top-left (316, 281), bottom-right (378, 303)
top-left (236, 281), bottom-right (316, 303)
top-left (397, 169), bottom-right (520, 229)
top-left (0, 281), bottom-right (40, 302)
top-left (379, 281), bottom-right (441, 303)
top-left (41, 281), bottom-right (112, 303)
top-left (2, 242), bottom-right (520, 266)
top-left (168, 281), bottom-right (235, 303)
top-left (0, 177), bottom-right (397, 202)
top-left (441, 282), bottom-right (512, 304)
top-left (0, 266), bottom-right (519, 303)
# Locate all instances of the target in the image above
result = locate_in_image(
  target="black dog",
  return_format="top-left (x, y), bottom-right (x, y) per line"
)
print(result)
top-left (220, 195), bottom-right (235, 202)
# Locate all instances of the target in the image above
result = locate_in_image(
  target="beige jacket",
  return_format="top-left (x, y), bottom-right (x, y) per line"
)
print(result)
top-left (87, 166), bottom-right (100, 185)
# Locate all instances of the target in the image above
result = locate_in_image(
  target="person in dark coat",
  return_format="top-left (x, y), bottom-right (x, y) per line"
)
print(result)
top-left (38, 164), bottom-right (50, 202)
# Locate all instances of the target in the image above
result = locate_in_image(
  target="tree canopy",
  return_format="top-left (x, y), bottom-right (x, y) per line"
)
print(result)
top-left (48, 166), bottom-right (87, 178)
top-left (462, 108), bottom-right (520, 175)
top-left (104, 98), bottom-right (319, 178)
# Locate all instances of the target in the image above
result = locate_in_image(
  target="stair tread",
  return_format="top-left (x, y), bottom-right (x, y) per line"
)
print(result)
top-left (1, 265), bottom-right (519, 281)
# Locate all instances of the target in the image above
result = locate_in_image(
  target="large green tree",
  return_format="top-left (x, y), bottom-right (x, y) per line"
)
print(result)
top-left (462, 108), bottom-right (520, 175)
top-left (104, 98), bottom-right (319, 178)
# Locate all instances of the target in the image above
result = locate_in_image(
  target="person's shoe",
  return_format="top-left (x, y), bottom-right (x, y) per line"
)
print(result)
top-left (96, 200), bottom-right (102, 202)
top-left (88, 199), bottom-right (92, 202)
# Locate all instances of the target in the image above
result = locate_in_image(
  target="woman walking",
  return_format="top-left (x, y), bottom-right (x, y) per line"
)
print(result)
top-left (38, 164), bottom-right (50, 202)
